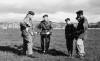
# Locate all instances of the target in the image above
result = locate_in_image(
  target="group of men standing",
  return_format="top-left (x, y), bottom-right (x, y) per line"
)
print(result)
top-left (20, 11), bottom-right (53, 57)
top-left (20, 10), bottom-right (88, 58)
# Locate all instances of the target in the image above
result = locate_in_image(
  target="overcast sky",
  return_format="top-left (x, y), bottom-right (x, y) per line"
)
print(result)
top-left (0, 0), bottom-right (100, 23)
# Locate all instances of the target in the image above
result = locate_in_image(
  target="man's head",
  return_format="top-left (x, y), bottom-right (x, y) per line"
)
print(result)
top-left (76, 10), bottom-right (83, 17)
top-left (65, 18), bottom-right (70, 23)
top-left (28, 11), bottom-right (35, 15)
top-left (27, 11), bottom-right (35, 18)
top-left (76, 10), bottom-right (84, 22)
top-left (43, 14), bottom-right (48, 21)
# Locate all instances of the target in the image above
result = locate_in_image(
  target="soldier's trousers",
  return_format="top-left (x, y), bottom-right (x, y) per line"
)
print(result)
top-left (76, 38), bottom-right (85, 56)
top-left (23, 35), bottom-right (33, 55)
top-left (66, 36), bottom-right (75, 55)
top-left (40, 35), bottom-right (50, 51)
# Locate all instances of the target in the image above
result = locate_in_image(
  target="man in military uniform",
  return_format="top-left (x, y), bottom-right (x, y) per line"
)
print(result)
top-left (37, 14), bottom-right (53, 53)
top-left (75, 10), bottom-right (88, 57)
top-left (20, 11), bottom-right (35, 56)
top-left (65, 18), bottom-right (77, 57)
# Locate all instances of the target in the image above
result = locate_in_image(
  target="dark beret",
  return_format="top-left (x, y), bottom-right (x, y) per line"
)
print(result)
top-left (28, 11), bottom-right (34, 15)
top-left (43, 14), bottom-right (48, 18)
top-left (65, 18), bottom-right (70, 21)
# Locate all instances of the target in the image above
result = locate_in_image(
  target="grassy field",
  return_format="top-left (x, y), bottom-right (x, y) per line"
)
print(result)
top-left (0, 28), bottom-right (100, 61)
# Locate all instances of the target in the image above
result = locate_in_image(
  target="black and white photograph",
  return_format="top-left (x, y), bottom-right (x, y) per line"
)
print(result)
top-left (0, 0), bottom-right (100, 61)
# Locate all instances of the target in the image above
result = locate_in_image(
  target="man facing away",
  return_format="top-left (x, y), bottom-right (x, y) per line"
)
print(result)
top-left (37, 14), bottom-right (53, 53)
top-left (75, 10), bottom-right (88, 57)
top-left (20, 11), bottom-right (35, 57)
top-left (65, 18), bottom-right (77, 57)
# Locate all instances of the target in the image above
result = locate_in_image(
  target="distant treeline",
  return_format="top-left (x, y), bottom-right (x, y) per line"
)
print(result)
top-left (89, 22), bottom-right (100, 28)
top-left (0, 21), bottom-right (100, 29)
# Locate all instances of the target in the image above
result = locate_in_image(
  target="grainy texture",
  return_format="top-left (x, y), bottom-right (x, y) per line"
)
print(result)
top-left (0, 29), bottom-right (100, 61)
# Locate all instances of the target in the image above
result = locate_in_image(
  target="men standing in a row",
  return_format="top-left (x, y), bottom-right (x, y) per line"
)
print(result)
top-left (37, 14), bottom-right (53, 53)
top-left (65, 18), bottom-right (76, 57)
top-left (75, 10), bottom-right (88, 57)
top-left (20, 11), bottom-right (35, 56)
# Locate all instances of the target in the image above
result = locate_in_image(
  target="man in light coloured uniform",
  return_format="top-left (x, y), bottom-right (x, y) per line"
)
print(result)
top-left (20, 11), bottom-right (35, 57)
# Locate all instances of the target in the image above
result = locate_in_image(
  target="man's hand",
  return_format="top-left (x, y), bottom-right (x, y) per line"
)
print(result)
top-left (46, 32), bottom-right (50, 35)
top-left (34, 32), bottom-right (37, 34)
top-left (34, 32), bottom-right (40, 35)
top-left (26, 28), bottom-right (29, 32)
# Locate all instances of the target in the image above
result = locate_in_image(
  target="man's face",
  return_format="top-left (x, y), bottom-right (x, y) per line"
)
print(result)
top-left (44, 17), bottom-right (48, 21)
top-left (65, 20), bottom-right (69, 23)
top-left (76, 14), bottom-right (81, 22)
top-left (28, 14), bottom-right (33, 18)
top-left (77, 14), bottom-right (80, 17)
top-left (65, 21), bottom-right (68, 23)
top-left (65, 20), bottom-right (71, 24)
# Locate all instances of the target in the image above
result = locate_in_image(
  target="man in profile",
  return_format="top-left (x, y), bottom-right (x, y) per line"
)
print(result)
top-left (75, 10), bottom-right (88, 58)
top-left (20, 11), bottom-right (35, 57)
top-left (37, 14), bottom-right (53, 53)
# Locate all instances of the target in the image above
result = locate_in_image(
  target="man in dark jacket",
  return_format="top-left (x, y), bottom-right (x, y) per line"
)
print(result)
top-left (75, 10), bottom-right (88, 57)
top-left (37, 14), bottom-right (53, 53)
top-left (65, 18), bottom-right (76, 57)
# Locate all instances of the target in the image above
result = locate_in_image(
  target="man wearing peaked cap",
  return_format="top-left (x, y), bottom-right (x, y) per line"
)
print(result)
top-left (75, 10), bottom-right (88, 58)
top-left (37, 14), bottom-right (53, 54)
top-left (27, 11), bottom-right (35, 15)
top-left (76, 10), bottom-right (83, 14)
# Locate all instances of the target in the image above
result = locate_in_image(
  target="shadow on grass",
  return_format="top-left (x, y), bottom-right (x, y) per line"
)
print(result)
top-left (47, 49), bottom-right (67, 56)
top-left (33, 46), bottom-right (67, 56)
top-left (0, 45), bottom-right (24, 56)
top-left (0, 45), bottom-right (67, 57)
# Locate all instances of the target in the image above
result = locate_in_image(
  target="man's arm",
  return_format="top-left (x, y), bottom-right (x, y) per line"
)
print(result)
top-left (83, 18), bottom-right (88, 31)
top-left (49, 21), bottom-right (53, 32)
top-left (37, 22), bottom-right (42, 30)
top-left (24, 18), bottom-right (31, 27)
top-left (34, 22), bottom-right (42, 35)
top-left (48, 21), bottom-right (53, 35)
top-left (46, 21), bottom-right (53, 35)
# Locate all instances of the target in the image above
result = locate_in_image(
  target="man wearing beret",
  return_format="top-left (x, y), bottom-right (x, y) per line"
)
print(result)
top-left (65, 18), bottom-right (77, 57)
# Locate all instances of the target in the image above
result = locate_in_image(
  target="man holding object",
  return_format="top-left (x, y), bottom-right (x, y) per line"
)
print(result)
top-left (75, 10), bottom-right (88, 58)
top-left (37, 14), bottom-right (53, 53)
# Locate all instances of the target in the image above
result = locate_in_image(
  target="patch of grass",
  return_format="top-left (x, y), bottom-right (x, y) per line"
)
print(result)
top-left (0, 29), bottom-right (100, 61)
